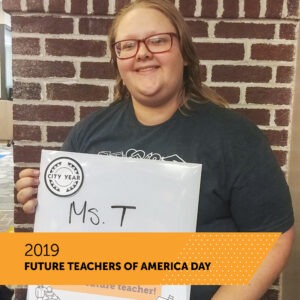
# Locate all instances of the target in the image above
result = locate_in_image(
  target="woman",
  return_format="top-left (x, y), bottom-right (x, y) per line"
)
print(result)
top-left (16, 0), bottom-right (294, 299)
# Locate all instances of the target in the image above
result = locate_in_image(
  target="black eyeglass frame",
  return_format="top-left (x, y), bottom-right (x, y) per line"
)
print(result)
top-left (112, 32), bottom-right (178, 60)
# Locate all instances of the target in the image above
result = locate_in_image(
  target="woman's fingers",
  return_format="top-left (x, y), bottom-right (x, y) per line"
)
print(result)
top-left (22, 198), bottom-right (38, 214)
top-left (16, 186), bottom-right (38, 204)
top-left (15, 169), bottom-right (40, 212)
top-left (19, 168), bottom-right (40, 179)
top-left (15, 176), bottom-right (39, 193)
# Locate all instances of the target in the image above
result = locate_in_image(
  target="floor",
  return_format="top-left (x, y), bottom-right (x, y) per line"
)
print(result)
top-left (0, 143), bottom-right (14, 232)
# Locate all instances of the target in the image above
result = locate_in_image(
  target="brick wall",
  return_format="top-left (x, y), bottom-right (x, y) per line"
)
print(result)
top-left (3, 0), bottom-right (300, 299)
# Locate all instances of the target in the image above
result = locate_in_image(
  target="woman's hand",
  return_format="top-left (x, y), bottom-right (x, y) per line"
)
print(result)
top-left (15, 168), bottom-right (40, 214)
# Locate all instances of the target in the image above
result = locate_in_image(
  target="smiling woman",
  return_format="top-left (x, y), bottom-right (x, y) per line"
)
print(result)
top-left (108, 0), bottom-right (227, 118)
top-left (112, 7), bottom-right (187, 125)
top-left (14, 0), bottom-right (295, 299)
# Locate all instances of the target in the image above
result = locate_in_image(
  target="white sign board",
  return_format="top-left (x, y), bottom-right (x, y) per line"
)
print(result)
top-left (27, 150), bottom-right (202, 300)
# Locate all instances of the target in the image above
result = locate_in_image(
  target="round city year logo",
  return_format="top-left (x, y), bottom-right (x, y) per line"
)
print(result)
top-left (44, 157), bottom-right (84, 197)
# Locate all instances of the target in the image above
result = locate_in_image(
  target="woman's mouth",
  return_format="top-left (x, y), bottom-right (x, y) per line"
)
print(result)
top-left (136, 66), bottom-right (159, 73)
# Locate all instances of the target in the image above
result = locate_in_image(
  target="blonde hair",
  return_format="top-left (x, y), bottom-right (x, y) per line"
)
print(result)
top-left (108, 0), bottom-right (228, 111)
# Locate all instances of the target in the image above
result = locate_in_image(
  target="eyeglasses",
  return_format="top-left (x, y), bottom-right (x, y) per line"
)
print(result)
top-left (112, 32), bottom-right (178, 60)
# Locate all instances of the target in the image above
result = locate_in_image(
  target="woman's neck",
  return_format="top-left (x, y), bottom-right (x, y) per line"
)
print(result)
top-left (131, 97), bottom-right (180, 126)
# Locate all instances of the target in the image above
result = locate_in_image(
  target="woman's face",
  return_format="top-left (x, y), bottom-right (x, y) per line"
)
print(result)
top-left (115, 8), bottom-right (186, 112)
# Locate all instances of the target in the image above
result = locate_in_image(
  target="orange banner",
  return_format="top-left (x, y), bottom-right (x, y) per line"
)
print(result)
top-left (0, 232), bottom-right (280, 285)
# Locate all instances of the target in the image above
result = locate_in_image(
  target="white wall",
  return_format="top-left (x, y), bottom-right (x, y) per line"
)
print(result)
top-left (0, 0), bottom-right (12, 99)
top-left (0, 0), bottom-right (11, 25)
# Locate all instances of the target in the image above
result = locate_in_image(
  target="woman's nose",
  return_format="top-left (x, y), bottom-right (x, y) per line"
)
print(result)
top-left (136, 41), bottom-right (153, 60)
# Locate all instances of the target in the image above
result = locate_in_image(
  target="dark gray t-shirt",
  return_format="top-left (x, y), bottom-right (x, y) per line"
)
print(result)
top-left (62, 99), bottom-right (294, 299)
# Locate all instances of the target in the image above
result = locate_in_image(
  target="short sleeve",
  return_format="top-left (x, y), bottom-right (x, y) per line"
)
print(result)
top-left (228, 125), bottom-right (294, 232)
top-left (61, 123), bottom-right (81, 152)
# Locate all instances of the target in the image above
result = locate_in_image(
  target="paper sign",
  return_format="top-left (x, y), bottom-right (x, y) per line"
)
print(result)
top-left (29, 285), bottom-right (186, 300)
top-left (27, 150), bottom-right (202, 300)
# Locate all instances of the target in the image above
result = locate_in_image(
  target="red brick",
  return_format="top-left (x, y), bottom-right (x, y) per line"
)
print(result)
top-left (13, 60), bottom-right (75, 78)
top-left (212, 65), bottom-right (272, 83)
top-left (287, 0), bottom-right (300, 17)
top-left (79, 18), bottom-right (113, 35)
top-left (223, 0), bottom-right (239, 18)
top-left (246, 87), bottom-right (291, 105)
top-left (80, 106), bottom-right (106, 119)
top-left (266, 0), bottom-right (284, 18)
top-left (14, 166), bottom-right (25, 183)
top-left (47, 83), bottom-right (109, 101)
top-left (80, 62), bottom-right (115, 79)
top-left (47, 126), bottom-right (72, 142)
top-left (275, 109), bottom-right (290, 126)
top-left (273, 150), bottom-right (287, 167)
top-left (14, 166), bottom-right (41, 187)
top-left (215, 22), bottom-right (275, 39)
top-left (263, 130), bottom-right (288, 147)
top-left (214, 87), bottom-right (240, 104)
top-left (13, 81), bottom-right (41, 100)
top-left (13, 125), bottom-right (42, 141)
top-left (13, 287), bottom-right (28, 300)
top-left (13, 104), bottom-right (75, 122)
top-left (244, 0), bottom-right (260, 18)
top-left (179, 0), bottom-right (196, 17)
top-left (93, 0), bottom-right (109, 14)
top-left (27, 0), bottom-right (44, 12)
top-left (201, 0), bottom-right (218, 18)
top-left (200, 65), bottom-right (207, 82)
top-left (2, 0), bottom-right (21, 12)
top-left (46, 39), bottom-right (106, 57)
top-left (14, 206), bottom-right (34, 224)
top-left (194, 43), bottom-right (244, 60)
top-left (251, 44), bottom-right (294, 61)
top-left (276, 66), bottom-right (294, 83)
top-left (11, 16), bottom-right (73, 34)
top-left (280, 24), bottom-right (297, 40)
top-left (14, 227), bottom-right (33, 232)
top-left (13, 145), bottom-right (42, 164)
top-left (71, 0), bottom-right (87, 14)
top-left (234, 108), bottom-right (270, 126)
top-left (48, 0), bottom-right (65, 13)
top-left (186, 20), bottom-right (208, 37)
top-left (12, 37), bottom-right (40, 55)
top-left (115, 0), bottom-right (131, 13)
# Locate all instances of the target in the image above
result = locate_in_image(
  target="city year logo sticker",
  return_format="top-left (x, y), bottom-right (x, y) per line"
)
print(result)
top-left (45, 157), bottom-right (84, 197)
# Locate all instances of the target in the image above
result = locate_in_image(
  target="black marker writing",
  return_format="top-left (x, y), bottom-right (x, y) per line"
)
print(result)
top-left (68, 202), bottom-right (136, 227)
top-left (69, 201), bottom-right (100, 225)
top-left (111, 206), bottom-right (137, 227)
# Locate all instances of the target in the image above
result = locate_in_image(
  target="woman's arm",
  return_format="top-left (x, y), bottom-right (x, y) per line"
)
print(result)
top-left (212, 225), bottom-right (295, 300)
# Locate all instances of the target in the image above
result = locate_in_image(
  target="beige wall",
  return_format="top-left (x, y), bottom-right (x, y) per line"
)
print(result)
top-left (0, 100), bottom-right (13, 141)
top-left (282, 24), bottom-right (300, 300)
top-left (0, 1), bottom-right (11, 100)
top-left (0, 0), bottom-right (11, 25)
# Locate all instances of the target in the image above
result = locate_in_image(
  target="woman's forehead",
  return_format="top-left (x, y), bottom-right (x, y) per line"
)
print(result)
top-left (115, 7), bottom-right (175, 40)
